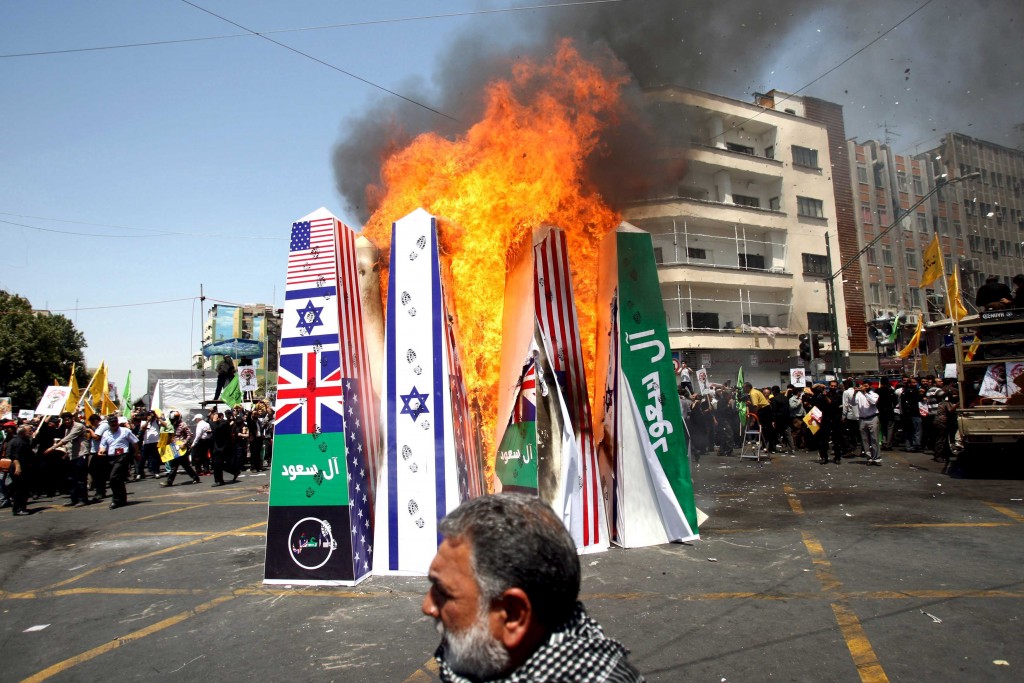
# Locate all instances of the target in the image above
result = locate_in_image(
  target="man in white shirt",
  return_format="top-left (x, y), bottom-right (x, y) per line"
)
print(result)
top-left (191, 414), bottom-right (212, 474)
top-left (98, 415), bottom-right (140, 509)
top-left (854, 382), bottom-right (881, 465)
top-left (841, 379), bottom-right (863, 457)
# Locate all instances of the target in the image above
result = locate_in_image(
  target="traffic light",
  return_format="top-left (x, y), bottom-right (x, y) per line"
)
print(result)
top-left (799, 334), bottom-right (811, 361)
top-left (812, 333), bottom-right (822, 358)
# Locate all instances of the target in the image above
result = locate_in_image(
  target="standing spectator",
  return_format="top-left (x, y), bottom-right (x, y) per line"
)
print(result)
top-left (809, 385), bottom-right (835, 465)
top-left (7, 425), bottom-right (35, 515)
top-left (213, 356), bottom-right (236, 401)
top-left (88, 413), bottom-right (110, 502)
top-left (876, 380), bottom-right (897, 450)
top-left (1, 421), bottom-right (18, 508)
top-left (841, 379), bottom-right (862, 458)
top-left (769, 386), bottom-right (791, 453)
top-left (901, 377), bottom-right (923, 451)
top-left (715, 389), bottom-right (738, 456)
top-left (922, 376), bottom-right (943, 451)
top-left (789, 387), bottom-right (808, 450)
top-left (32, 415), bottom-right (62, 498)
top-left (678, 362), bottom-right (693, 396)
top-left (128, 414), bottom-right (146, 481)
top-left (744, 383), bottom-right (772, 452)
top-left (208, 410), bottom-right (238, 487)
top-left (934, 390), bottom-right (959, 474)
top-left (855, 381), bottom-right (881, 465)
top-left (98, 415), bottom-right (139, 509)
top-left (191, 414), bottom-right (212, 474)
top-left (247, 405), bottom-right (266, 472)
top-left (161, 411), bottom-right (200, 487)
top-left (1012, 274), bottom-right (1024, 309)
top-left (231, 406), bottom-right (248, 474)
top-left (825, 380), bottom-right (845, 461)
top-left (140, 411), bottom-right (163, 477)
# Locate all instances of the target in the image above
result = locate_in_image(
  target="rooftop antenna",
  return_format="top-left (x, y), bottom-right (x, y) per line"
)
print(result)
top-left (879, 121), bottom-right (901, 146)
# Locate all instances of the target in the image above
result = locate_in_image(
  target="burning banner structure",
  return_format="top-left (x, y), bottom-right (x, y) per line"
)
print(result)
top-left (264, 208), bottom-right (379, 586)
top-left (265, 45), bottom-right (700, 584)
top-left (373, 209), bottom-right (485, 575)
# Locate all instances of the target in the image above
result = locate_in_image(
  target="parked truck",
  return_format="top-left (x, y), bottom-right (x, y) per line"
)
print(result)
top-left (954, 308), bottom-right (1024, 456)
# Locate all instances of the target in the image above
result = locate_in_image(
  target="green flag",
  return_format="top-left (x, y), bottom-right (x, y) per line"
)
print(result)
top-left (887, 317), bottom-right (899, 344)
top-left (121, 370), bottom-right (132, 418)
top-left (220, 374), bottom-right (243, 408)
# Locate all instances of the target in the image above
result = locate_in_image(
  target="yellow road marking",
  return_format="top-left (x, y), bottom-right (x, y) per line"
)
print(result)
top-left (831, 602), bottom-right (889, 683)
top-left (113, 530), bottom-right (266, 537)
top-left (783, 484), bottom-right (805, 514)
top-left (873, 522), bottom-right (1013, 528)
top-left (20, 594), bottom-right (236, 683)
top-left (4, 587), bottom-right (206, 599)
top-left (403, 657), bottom-right (440, 682)
top-left (984, 502), bottom-right (1024, 523)
top-left (38, 521), bottom-right (265, 591)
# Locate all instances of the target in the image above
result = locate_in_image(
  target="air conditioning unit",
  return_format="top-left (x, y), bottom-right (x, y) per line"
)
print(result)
top-left (969, 258), bottom-right (981, 271)
top-left (904, 314), bottom-right (919, 325)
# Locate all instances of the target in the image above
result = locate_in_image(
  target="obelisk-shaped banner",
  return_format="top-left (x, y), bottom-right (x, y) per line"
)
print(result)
top-left (264, 207), bottom-right (377, 586)
top-left (495, 226), bottom-right (608, 553)
top-left (594, 223), bottom-right (699, 548)
top-left (374, 208), bottom-right (484, 576)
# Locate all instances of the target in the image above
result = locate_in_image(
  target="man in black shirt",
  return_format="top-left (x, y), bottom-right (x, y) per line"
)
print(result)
top-left (975, 276), bottom-right (1012, 311)
top-left (7, 425), bottom-right (35, 515)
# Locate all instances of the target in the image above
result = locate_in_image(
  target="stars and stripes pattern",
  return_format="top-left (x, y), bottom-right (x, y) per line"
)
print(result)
top-left (534, 228), bottom-right (605, 549)
top-left (335, 223), bottom-right (380, 507)
top-left (288, 217), bottom-right (337, 286)
top-left (344, 379), bottom-right (374, 579)
top-left (445, 306), bottom-right (485, 501)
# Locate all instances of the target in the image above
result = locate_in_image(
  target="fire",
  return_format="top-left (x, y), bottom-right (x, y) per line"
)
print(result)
top-left (362, 40), bottom-right (625, 486)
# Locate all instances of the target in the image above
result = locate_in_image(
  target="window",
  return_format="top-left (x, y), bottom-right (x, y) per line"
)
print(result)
top-left (802, 253), bottom-right (830, 275)
top-left (909, 288), bottom-right (921, 308)
top-left (857, 166), bottom-right (869, 183)
top-left (866, 246), bottom-right (877, 265)
top-left (743, 314), bottom-right (771, 327)
top-left (886, 285), bottom-right (898, 306)
top-left (969, 235), bottom-right (982, 253)
top-left (874, 166), bottom-right (884, 188)
top-left (869, 283), bottom-right (881, 304)
top-left (913, 175), bottom-right (924, 194)
top-left (905, 249), bottom-right (917, 269)
top-left (769, 196), bottom-right (781, 211)
top-left (944, 256), bottom-right (954, 274)
top-left (653, 247), bottom-right (664, 264)
top-left (882, 245), bottom-right (893, 266)
top-left (939, 218), bottom-right (948, 235)
top-left (807, 312), bottom-right (831, 333)
top-left (792, 145), bottom-right (819, 168)
top-left (732, 194), bottom-right (760, 208)
top-left (687, 312), bottom-right (719, 330)
top-left (764, 145), bottom-right (774, 160)
top-left (878, 206), bottom-right (888, 225)
top-left (797, 196), bottom-right (824, 218)
top-left (896, 172), bottom-right (908, 192)
top-left (726, 142), bottom-right (755, 155)
top-left (953, 220), bottom-right (962, 237)
top-left (738, 253), bottom-right (766, 270)
top-left (687, 247), bottom-right (707, 260)
top-left (861, 205), bottom-right (873, 224)
top-left (916, 213), bottom-right (927, 233)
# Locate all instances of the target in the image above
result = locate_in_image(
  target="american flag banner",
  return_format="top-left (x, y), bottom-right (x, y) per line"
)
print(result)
top-left (443, 300), bottom-right (486, 501)
top-left (264, 207), bottom-right (378, 586)
top-left (533, 227), bottom-right (607, 552)
top-left (374, 208), bottom-right (483, 576)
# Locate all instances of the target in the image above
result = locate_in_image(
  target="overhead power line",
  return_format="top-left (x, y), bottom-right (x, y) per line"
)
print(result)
top-left (0, 297), bottom-right (197, 315)
top-left (0, 214), bottom-right (287, 241)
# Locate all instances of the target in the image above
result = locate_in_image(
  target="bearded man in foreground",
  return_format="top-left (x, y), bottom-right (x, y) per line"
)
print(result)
top-left (423, 493), bottom-right (644, 682)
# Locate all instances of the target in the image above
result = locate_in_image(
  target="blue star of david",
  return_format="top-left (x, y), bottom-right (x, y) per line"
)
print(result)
top-left (399, 386), bottom-right (430, 422)
top-left (296, 300), bottom-right (324, 335)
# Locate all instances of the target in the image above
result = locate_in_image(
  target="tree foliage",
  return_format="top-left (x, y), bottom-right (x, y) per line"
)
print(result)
top-left (0, 290), bottom-right (87, 410)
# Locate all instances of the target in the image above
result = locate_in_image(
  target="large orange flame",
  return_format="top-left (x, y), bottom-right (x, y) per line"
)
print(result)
top-left (362, 40), bottom-right (625, 486)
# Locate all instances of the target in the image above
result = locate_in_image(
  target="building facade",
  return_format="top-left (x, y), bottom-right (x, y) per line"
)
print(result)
top-left (846, 134), bottom-right (1024, 373)
top-left (199, 303), bottom-right (282, 373)
top-left (624, 87), bottom-right (851, 388)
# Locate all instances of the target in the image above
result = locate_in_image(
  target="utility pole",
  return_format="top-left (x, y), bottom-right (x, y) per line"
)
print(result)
top-left (200, 283), bottom-right (206, 404)
top-left (824, 233), bottom-right (842, 375)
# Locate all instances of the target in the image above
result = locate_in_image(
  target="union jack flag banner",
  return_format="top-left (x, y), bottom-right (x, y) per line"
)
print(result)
top-left (494, 226), bottom-right (608, 553)
top-left (264, 207), bottom-right (379, 586)
top-left (373, 208), bottom-right (483, 576)
top-left (593, 224), bottom-right (701, 549)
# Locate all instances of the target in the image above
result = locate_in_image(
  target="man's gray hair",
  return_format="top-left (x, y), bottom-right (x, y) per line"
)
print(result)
top-left (439, 493), bottom-right (580, 630)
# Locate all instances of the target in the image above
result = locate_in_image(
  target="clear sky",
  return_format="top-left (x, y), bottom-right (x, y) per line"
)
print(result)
top-left (2, 0), bottom-right (1021, 398)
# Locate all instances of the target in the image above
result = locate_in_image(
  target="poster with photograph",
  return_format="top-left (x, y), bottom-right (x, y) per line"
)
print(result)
top-left (789, 368), bottom-right (806, 388)
top-left (978, 363), bottom-right (1011, 401)
top-left (238, 366), bottom-right (258, 393)
top-left (34, 386), bottom-right (71, 416)
top-left (1007, 362), bottom-right (1024, 398)
top-left (0, 396), bottom-right (11, 420)
top-left (695, 366), bottom-right (712, 395)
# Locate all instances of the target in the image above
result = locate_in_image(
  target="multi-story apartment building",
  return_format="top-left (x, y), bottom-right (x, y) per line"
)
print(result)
top-left (847, 134), bottom-right (1024, 372)
top-left (928, 133), bottom-right (1024, 298)
top-left (624, 87), bottom-right (852, 387)
top-left (199, 303), bottom-right (282, 373)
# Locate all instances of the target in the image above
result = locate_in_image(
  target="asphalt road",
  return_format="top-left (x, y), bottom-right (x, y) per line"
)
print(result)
top-left (1, 450), bottom-right (1022, 682)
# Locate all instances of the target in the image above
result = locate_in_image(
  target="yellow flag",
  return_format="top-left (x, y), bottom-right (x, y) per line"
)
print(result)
top-left (946, 270), bottom-right (968, 321)
top-left (83, 400), bottom-right (95, 419)
top-left (965, 334), bottom-right (981, 362)
top-left (101, 392), bottom-right (119, 416)
top-left (897, 317), bottom-right (924, 358)
top-left (919, 235), bottom-right (943, 288)
top-left (64, 364), bottom-right (82, 413)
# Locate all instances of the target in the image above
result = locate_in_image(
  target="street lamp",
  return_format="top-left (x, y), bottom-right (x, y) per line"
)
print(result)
top-left (821, 171), bottom-right (981, 375)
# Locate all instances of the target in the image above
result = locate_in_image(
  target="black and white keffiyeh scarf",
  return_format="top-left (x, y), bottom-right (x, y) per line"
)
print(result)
top-left (435, 603), bottom-right (644, 683)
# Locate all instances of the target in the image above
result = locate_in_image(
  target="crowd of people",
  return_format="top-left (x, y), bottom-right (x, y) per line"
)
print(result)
top-left (681, 374), bottom-right (963, 474)
top-left (0, 402), bottom-right (274, 516)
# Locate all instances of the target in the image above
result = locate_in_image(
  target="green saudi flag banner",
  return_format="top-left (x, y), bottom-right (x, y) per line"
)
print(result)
top-left (495, 421), bottom-right (538, 492)
top-left (269, 432), bottom-right (349, 507)
top-left (615, 231), bottom-right (698, 532)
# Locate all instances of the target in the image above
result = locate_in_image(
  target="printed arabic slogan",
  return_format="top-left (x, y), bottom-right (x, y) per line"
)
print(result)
top-left (264, 208), bottom-right (376, 586)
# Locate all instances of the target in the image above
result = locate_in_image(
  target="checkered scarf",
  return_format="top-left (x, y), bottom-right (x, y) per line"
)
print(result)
top-left (436, 602), bottom-right (644, 683)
